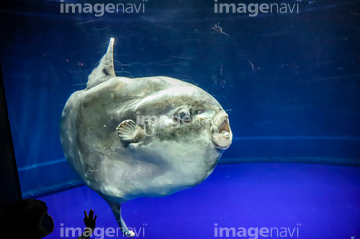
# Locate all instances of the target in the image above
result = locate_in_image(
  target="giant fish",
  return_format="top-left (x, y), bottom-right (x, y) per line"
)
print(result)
top-left (60, 38), bottom-right (232, 237)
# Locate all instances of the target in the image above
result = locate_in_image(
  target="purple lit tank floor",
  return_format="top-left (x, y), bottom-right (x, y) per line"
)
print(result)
top-left (37, 163), bottom-right (360, 239)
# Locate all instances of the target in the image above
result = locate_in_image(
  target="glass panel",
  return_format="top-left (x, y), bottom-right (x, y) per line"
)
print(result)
top-left (1, 0), bottom-right (359, 238)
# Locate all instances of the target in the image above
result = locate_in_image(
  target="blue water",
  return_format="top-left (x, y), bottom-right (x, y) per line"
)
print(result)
top-left (0, 1), bottom-right (360, 234)
top-left (39, 163), bottom-right (360, 238)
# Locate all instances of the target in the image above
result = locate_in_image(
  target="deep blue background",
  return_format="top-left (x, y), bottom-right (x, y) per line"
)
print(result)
top-left (0, 0), bottom-right (359, 197)
top-left (39, 163), bottom-right (360, 239)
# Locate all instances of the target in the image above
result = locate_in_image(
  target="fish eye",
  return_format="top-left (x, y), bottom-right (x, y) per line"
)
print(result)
top-left (176, 108), bottom-right (191, 122)
top-left (178, 110), bottom-right (187, 119)
top-left (197, 109), bottom-right (205, 114)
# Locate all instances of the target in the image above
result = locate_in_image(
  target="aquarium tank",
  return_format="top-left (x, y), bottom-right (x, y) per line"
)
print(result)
top-left (0, 0), bottom-right (359, 238)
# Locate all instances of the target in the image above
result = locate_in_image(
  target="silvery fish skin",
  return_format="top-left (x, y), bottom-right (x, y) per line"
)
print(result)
top-left (60, 38), bottom-right (232, 237)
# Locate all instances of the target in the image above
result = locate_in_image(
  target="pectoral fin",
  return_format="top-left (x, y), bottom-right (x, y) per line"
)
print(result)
top-left (116, 120), bottom-right (146, 145)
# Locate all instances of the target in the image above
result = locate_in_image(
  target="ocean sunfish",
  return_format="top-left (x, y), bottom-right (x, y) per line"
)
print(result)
top-left (60, 38), bottom-right (232, 237)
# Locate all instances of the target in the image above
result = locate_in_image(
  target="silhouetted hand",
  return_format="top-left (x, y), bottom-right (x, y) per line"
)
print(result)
top-left (84, 209), bottom-right (97, 231)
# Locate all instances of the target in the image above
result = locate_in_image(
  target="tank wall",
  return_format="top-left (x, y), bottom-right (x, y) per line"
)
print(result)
top-left (0, 0), bottom-right (359, 197)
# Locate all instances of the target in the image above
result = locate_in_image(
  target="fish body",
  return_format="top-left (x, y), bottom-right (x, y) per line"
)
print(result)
top-left (60, 38), bottom-right (232, 237)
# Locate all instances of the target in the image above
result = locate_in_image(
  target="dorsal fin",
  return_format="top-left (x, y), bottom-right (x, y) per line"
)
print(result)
top-left (86, 38), bottom-right (116, 89)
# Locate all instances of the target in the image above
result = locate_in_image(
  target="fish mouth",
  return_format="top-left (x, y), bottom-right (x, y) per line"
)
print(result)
top-left (211, 111), bottom-right (232, 150)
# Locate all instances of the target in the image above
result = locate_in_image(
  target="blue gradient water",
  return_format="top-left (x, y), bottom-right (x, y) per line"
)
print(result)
top-left (0, 0), bottom-right (359, 238)
top-left (39, 163), bottom-right (360, 238)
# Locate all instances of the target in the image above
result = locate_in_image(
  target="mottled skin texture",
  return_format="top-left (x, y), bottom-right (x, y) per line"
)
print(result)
top-left (60, 38), bottom-right (232, 237)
